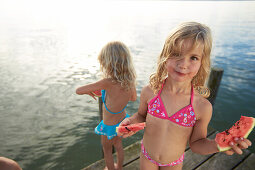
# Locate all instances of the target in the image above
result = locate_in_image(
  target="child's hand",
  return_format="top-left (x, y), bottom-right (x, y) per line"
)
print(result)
top-left (224, 137), bottom-right (252, 155)
top-left (88, 92), bottom-right (97, 100)
top-left (117, 118), bottom-right (137, 138)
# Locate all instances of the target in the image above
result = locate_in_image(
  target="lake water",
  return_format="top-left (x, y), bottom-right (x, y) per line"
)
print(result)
top-left (0, 1), bottom-right (255, 169)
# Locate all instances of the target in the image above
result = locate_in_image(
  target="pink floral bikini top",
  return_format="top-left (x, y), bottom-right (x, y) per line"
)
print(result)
top-left (148, 83), bottom-right (196, 127)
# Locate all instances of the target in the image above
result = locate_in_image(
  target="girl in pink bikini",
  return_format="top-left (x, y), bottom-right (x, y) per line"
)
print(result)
top-left (118, 22), bottom-right (252, 169)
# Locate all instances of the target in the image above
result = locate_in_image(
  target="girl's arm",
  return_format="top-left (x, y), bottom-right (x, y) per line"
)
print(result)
top-left (189, 98), bottom-right (252, 155)
top-left (76, 79), bottom-right (110, 99)
top-left (118, 85), bottom-right (151, 137)
top-left (189, 99), bottom-right (218, 155)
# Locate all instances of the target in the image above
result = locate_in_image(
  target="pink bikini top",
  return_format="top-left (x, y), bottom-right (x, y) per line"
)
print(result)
top-left (147, 82), bottom-right (196, 127)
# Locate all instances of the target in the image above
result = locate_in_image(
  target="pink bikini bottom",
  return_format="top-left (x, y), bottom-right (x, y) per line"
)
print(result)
top-left (141, 140), bottom-right (184, 167)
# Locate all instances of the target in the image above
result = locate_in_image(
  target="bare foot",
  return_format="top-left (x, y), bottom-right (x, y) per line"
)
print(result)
top-left (104, 163), bottom-right (118, 170)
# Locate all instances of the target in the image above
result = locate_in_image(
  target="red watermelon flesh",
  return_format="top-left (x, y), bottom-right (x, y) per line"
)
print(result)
top-left (117, 122), bottom-right (146, 134)
top-left (215, 116), bottom-right (255, 152)
top-left (92, 90), bottom-right (102, 97)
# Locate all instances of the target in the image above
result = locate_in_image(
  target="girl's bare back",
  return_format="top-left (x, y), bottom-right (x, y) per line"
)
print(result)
top-left (102, 79), bottom-right (136, 125)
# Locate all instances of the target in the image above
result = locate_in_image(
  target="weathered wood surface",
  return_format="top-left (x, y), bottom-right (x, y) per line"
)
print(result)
top-left (234, 153), bottom-right (255, 170)
top-left (182, 131), bottom-right (217, 169)
top-left (196, 150), bottom-right (251, 170)
top-left (84, 127), bottom-right (254, 170)
top-left (207, 67), bottom-right (224, 105)
top-left (83, 140), bottom-right (141, 170)
top-left (84, 127), bottom-right (212, 170)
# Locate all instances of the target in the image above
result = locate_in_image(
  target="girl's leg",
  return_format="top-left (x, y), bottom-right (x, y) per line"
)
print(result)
top-left (112, 136), bottom-right (124, 170)
top-left (159, 163), bottom-right (183, 170)
top-left (140, 152), bottom-right (159, 170)
top-left (101, 135), bottom-right (115, 170)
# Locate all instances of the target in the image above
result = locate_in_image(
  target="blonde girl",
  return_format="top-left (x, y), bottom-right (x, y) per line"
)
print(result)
top-left (76, 41), bottom-right (137, 170)
top-left (118, 22), bottom-right (251, 170)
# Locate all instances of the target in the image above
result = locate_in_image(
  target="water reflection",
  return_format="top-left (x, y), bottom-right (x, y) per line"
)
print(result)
top-left (0, 1), bottom-right (255, 169)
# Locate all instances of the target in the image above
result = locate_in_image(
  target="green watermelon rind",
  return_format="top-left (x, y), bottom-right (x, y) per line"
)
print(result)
top-left (244, 118), bottom-right (255, 138)
top-left (217, 117), bottom-right (255, 152)
top-left (92, 90), bottom-right (102, 97)
top-left (116, 123), bottom-right (146, 133)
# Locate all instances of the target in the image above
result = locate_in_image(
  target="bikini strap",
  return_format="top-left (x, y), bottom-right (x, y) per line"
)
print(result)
top-left (101, 89), bottom-right (127, 114)
top-left (190, 84), bottom-right (194, 105)
top-left (101, 89), bottom-right (106, 103)
top-left (104, 103), bottom-right (127, 114)
top-left (158, 80), bottom-right (165, 95)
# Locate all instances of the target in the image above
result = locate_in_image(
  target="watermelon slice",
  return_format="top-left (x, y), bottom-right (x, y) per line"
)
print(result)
top-left (215, 116), bottom-right (255, 152)
top-left (92, 90), bottom-right (102, 97)
top-left (117, 122), bottom-right (146, 134)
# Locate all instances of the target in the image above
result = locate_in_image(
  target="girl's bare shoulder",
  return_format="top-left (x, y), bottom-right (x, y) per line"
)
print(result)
top-left (102, 78), bottom-right (118, 88)
top-left (193, 92), bottom-right (212, 120)
top-left (102, 78), bottom-right (114, 84)
top-left (141, 85), bottom-right (155, 101)
top-left (141, 85), bottom-right (154, 94)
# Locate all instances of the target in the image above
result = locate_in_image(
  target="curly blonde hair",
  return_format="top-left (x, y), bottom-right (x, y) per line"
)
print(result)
top-left (98, 41), bottom-right (136, 89)
top-left (150, 22), bottom-right (212, 97)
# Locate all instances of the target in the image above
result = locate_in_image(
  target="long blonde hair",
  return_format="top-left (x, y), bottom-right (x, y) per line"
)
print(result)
top-left (98, 41), bottom-right (136, 89)
top-left (150, 22), bottom-right (212, 97)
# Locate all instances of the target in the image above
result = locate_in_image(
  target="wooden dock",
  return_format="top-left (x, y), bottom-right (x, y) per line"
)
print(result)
top-left (84, 68), bottom-right (254, 170)
top-left (83, 127), bottom-right (255, 170)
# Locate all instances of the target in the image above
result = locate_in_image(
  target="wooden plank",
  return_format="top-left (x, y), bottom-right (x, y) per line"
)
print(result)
top-left (84, 127), bottom-right (217, 169)
top-left (183, 131), bottom-right (217, 169)
top-left (185, 127), bottom-right (216, 151)
top-left (123, 159), bottom-right (140, 170)
top-left (124, 129), bottom-right (217, 170)
top-left (207, 67), bottom-right (224, 105)
top-left (183, 150), bottom-right (215, 170)
top-left (234, 153), bottom-right (255, 170)
top-left (196, 149), bottom-right (250, 170)
top-left (83, 159), bottom-right (105, 170)
top-left (83, 140), bottom-right (141, 170)
top-left (207, 126), bottom-right (216, 135)
top-left (122, 140), bottom-right (141, 163)
top-left (124, 128), bottom-right (217, 169)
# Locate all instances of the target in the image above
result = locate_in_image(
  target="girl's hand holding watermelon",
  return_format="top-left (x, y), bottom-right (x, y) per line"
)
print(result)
top-left (117, 118), bottom-right (146, 138)
top-left (117, 118), bottom-right (136, 138)
top-left (84, 90), bottom-right (102, 101)
top-left (89, 90), bottom-right (102, 100)
top-left (76, 85), bottom-right (102, 101)
top-left (88, 92), bottom-right (97, 100)
top-left (215, 116), bottom-right (254, 155)
top-left (91, 90), bottom-right (102, 97)
top-left (224, 137), bottom-right (252, 155)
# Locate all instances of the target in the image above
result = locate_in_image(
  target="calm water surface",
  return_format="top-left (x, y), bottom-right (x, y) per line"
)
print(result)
top-left (0, 1), bottom-right (255, 169)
